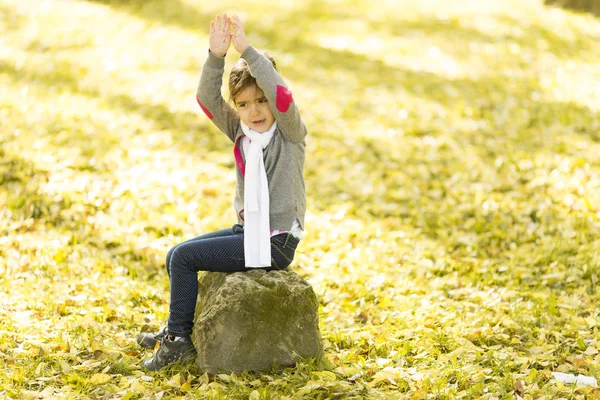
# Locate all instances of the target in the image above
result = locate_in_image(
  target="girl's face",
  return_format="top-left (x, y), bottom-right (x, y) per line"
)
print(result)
top-left (234, 85), bottom-right (275, 133)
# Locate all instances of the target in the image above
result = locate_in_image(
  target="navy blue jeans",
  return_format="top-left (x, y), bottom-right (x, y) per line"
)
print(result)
top-left (165, 224), bottom-right (300, 336)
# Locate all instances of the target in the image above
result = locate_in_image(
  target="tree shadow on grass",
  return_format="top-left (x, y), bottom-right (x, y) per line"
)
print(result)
top-left (0, 59), bottom-right (230, 157)
top-left (0, 146), bottom-right (170, 275)
top-left (544, 0), bottom-right (600, 17)
top-left (81, 0), bottom-right (596, 63)
top-left (375, 13), bottom-right (596, 60)
top-left (76, 0), bottom-right (598, 147)
top-left (7, 38), bottom-right (597, 167)
top-left (4, 38), bottom-right (599, 228)
top-left (83, 0), bottom-right (214, 29)
top-left (0, 148), bottom-right (61, 223)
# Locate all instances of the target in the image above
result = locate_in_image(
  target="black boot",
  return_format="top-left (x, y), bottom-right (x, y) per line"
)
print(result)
top-left (141, 335), bottom-right (197, 371)
top-left (136, 327), bottom-right (168, 349)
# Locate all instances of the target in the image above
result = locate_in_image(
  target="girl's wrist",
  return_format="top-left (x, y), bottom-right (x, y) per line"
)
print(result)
top-left (210, 49), bottom-right (226, 58)
top-left (240, 44), bottom-right (250, 55)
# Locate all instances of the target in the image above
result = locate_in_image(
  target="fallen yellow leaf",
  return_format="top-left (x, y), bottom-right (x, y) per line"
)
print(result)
top-left (180, 381), bottom-right (192, 392)
top-left (131, 380), bottom-right (146, 392)
top-left (249, 390), bottom-right (260, 400)
top-left (167, 373), bottom-right (181, 388)
top-left (89, 373), bottom-right (111, 385)
top-left (198, 372), bottom-right (209, 385)
top-left (584, 347), bottom-right (598, 356)
top-left (312, 371), bottom-right (337, 381)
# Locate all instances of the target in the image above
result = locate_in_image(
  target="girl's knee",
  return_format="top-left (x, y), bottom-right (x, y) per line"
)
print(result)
top-left (169, 245), bottom-right (196, 273)
top-left (165, 244), bottom-right (180, 276)
top-left (270, 234), bottom-right (300, 270)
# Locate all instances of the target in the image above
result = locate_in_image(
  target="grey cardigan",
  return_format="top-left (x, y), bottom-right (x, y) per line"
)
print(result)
top-left (196, 46), bottom-right (307, 231)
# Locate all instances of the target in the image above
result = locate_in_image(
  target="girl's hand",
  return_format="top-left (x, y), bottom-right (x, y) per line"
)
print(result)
top-left (209, 13), bottom-right (231, 57)
top-left (230, 15), bottom-right (250, 54)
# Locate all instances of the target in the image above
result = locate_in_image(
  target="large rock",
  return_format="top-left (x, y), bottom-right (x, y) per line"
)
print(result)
top-left (192, 269), bottom-right (323, 374)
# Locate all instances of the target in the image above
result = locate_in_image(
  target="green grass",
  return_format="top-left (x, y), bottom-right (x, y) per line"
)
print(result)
top-left (1, 0), bottom-right (600, 398)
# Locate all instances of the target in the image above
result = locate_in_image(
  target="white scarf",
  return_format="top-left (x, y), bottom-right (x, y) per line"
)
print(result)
top-left (240, 121), bottom-right (277, 268)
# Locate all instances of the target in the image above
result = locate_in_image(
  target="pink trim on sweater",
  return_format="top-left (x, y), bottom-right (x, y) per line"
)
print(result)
top-left (196, 95), bottom-right (214, 120)
top-left (276, 85), bottom-right (293, 113)
top-left (233, 134), bottom-right (246, 177)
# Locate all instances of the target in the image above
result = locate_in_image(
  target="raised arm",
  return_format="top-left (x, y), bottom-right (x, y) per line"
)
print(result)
top-left (196, 14), bottom-right (239, 142)
top-left (230, 15), bottom-right (307, 143)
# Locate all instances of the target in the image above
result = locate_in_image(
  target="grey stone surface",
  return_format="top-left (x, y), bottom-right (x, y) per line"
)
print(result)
top-left (192, 269), bottom-right (323, 374)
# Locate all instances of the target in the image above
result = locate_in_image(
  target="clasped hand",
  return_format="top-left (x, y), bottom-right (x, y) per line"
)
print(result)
top-left (209, 13), bottom-right (249, 57)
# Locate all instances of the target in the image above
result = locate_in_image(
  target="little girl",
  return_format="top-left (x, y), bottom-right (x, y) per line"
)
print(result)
top-left (139, 13), bottom-right (307, 371)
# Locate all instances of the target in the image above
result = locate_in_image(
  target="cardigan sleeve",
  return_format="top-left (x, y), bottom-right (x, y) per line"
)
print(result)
top-left (241, 46), bottom-right (308, 143)
top-left (196, 50), bottom-right (240, 143)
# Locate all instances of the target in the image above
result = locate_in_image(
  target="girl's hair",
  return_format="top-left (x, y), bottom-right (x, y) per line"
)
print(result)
top-left (228, 52), bottom-right (277, 104)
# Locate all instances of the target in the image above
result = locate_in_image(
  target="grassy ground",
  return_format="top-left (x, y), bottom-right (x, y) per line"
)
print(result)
top-left (1, 0), bottom-right (600, 398)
